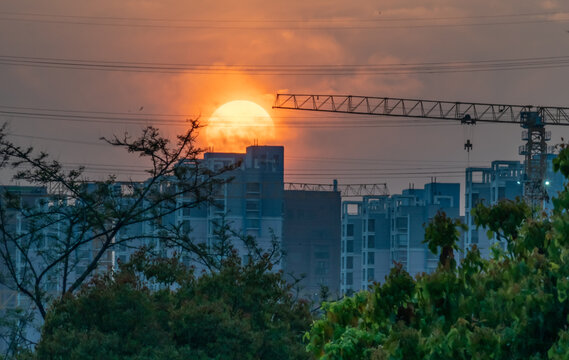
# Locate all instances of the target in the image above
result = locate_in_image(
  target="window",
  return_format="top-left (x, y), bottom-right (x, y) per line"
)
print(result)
top-left (434, 195), bottom-right (452, 207)
top-left (211, 199), bottom-right (225, 214)
top-left (396, 217), bottom-right (407, 230)
top-left (246, 200), bottom-right (259, 211)
top-left (213, 161), bottom-right (224, 171)
top-left (346, 272), bottom-right (353, 285)
top-left (75, 265), bottom-right (86, 276)
top-left (346, 203), bottom-right (360, 215)
top-left (246, 182), bottom-right (261, 194)
top-left (367, 268), bottom-right (374, 282)
top-left (367, 251), bottom-right (375, 265)
top-left (182, 206), bottom-right (191, 217)
top-left (498, 187), bottom-right (506, 201)
top-left (368, 219), bottom-right (375, 232)
top-left (181, 220), bottom-right (191, 233)
top-left (212, 183), bottom-right (224, 197)
top-left (246, 200), bottom-right (260, 217)
top-left (315, 261), bottom-right (328, 275)
top-left (272, 155), bottom-right (280, 171)
top-left (346, 224), bottom-right (354, 237)
top-left (368, 235), bottom-right (375, 249)
top-left (396, 234), bottom-right (408, 247)
top-left (472, 193), bottom-right (480, 206)
top-left (471, 230), bottom-right (479, 244)
top-left (346, 256), bottom-right (353, 269)
top-left (346, 240), bottom-right (354, 253)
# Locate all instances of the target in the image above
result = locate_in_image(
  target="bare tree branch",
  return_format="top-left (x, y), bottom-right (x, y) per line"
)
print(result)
top-left (0, 120), bottom-right (237, 320)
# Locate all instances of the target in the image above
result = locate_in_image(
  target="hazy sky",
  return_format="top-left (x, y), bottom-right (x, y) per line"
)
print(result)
top-left (2, 0), bottom-right (569, 201)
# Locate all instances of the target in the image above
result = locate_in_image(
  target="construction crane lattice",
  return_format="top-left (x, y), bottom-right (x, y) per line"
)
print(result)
top-left (274, 93), bottom-right (569, 206)
top-left (285, 182), bottom-right (388, 197)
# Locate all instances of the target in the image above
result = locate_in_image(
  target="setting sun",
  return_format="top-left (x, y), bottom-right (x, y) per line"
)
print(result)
top-left (205, 100), bottom-right (276, 153)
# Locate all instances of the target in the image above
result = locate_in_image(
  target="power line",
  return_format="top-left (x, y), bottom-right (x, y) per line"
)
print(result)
top-left (1, 10), bottom-right (565, 23)
top-left (286, 154), bottom-right (489, 165)
top-left (0, 11), bottom-right (568, 30)
top-left (0, 104), bottom-right (193, 118)
top-left (0, 109), bottom-right (461, 128)
top-left (5, 131), bottom-right (492, 169)
top-left (9, 153), bottom-right (472, 177)
top-left (2, 55), bottom-right (569, 76)
top-left (0, 104), bottom-right (497, 121)
top-left (8, 133), bottom-right (106, 147)
top-left (0, 104), bottom-right (542, 125)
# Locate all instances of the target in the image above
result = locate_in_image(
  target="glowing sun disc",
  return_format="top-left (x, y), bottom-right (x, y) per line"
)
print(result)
top-left (206, 100), bottom-right (275, 152)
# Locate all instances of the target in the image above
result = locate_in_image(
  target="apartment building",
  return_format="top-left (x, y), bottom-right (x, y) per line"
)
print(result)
top-left (341, 182), bottom-right (460, 295)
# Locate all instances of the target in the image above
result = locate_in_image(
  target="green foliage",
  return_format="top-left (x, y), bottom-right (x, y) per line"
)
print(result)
top-left (424, 211), bottom-right (466, 269)
top-left (472, 197), bottom-right (531, 246)
top-left (30, 250), bottom-right (312, 360)
top-left (306, 145), bottom-right (569, 359)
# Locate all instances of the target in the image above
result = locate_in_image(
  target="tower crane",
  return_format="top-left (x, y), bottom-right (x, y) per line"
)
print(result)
top-left (273, 93), bottom-right (569, 206)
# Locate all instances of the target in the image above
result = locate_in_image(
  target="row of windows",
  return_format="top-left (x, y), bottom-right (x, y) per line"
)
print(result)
top-left (343, 235), bottom-right (379, 254)
top-left (343, 269), bottom-right (375, 287)
top-left (344, 219), bottom-right (376, 237)
top-left (341, 252), bottom-right (375, 269)
top-left (342, 256), bottom-right (354, 269)
top-left (180, 196), bottom-right (265, 218)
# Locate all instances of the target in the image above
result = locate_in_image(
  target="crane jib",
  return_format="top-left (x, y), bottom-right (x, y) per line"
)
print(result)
top-left (273, 93), bottom-right (569, 125)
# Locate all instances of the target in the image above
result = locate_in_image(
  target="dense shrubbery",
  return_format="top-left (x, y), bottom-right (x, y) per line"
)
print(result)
top-left (25, 250), bottom-right (312, 360)
top-left (305, 147), bottom-right (569, 359)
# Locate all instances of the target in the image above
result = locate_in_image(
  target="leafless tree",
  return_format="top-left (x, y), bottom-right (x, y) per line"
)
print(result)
top-left (0, 120), bottom-right (234, 319)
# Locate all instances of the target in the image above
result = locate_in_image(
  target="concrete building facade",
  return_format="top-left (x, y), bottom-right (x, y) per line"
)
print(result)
top-left (464, 155), bottom-right (564, 258)
top-left (341, 182), bottom-right (460, 295)
top-left (283, 190), bottom-right (341, 301)
top-left (114, 145), bottom-right (341, 298)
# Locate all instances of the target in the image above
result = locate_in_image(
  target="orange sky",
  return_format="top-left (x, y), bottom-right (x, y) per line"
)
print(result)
top-left (2, 0), bottom-right (569, 196)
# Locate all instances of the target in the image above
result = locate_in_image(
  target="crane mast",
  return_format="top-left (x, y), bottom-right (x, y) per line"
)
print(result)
top-left (273, 93), bottom-right (569, 207)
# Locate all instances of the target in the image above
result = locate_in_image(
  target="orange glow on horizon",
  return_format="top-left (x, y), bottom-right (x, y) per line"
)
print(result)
top-left (205, 100), bottom-right (276, 153)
